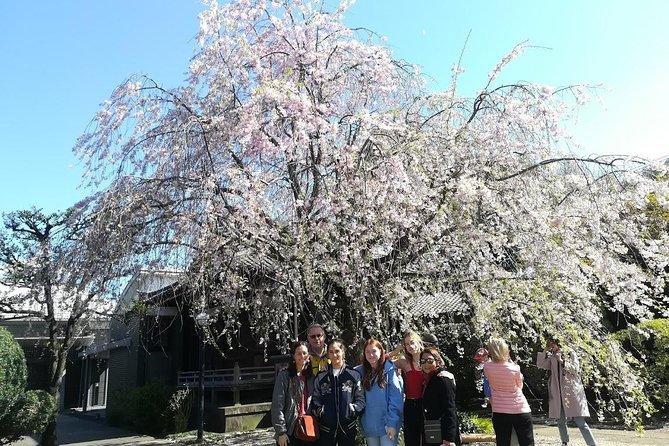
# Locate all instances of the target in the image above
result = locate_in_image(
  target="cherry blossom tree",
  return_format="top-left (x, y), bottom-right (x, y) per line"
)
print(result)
top-left (0, 208), bottom-right (125, 446)
top-left (75, 0), bottom-right (669, 426)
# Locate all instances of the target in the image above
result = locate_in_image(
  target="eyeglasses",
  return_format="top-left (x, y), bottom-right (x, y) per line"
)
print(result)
top-left (309, 334), bottom-right (324, 339)
top-left (419, 358), bottom-right (435, 365)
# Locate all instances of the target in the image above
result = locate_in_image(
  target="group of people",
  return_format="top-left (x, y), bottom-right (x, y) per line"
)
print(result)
top-left (271, 325), bottom-right (596, 446)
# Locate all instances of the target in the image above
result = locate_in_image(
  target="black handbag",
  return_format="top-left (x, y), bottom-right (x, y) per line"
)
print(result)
top-left (424, 418), bottom-right (442, 444)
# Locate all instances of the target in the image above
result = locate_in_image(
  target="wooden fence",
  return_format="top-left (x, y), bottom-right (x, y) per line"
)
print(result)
top-left (177, 363), bottom-right (276, 405)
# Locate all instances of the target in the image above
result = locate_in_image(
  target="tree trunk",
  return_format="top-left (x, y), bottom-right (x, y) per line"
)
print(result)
top-left (41, 332), bottom-right (67, 446)
top-left (41, 419), bottom-right (58, 446)
top-left (40, 379), bottom-right (62, 446)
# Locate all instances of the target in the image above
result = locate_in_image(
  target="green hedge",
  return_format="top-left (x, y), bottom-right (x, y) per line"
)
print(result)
top-left (0, 327), bottom-right (56, 443)
top-left (459, 412), bottom-right (494, 434)
top-left (0, 327), bottom-right (26, 420)
top-left (107, 381), bottom-right (176, 436)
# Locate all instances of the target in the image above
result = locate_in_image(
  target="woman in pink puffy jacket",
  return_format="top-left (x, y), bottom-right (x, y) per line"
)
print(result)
top-left (483, 338), bottom-right (534, 446)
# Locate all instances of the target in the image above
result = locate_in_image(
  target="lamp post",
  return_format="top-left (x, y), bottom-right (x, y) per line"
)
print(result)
top-left (195, 311), bottom-right (210, 443)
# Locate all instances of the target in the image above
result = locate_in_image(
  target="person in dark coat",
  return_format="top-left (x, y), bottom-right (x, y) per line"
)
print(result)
top-left (271, 341), bottom-right (315, 446)
top-left (421, 346), bottom-right (461, 446)
top-left (311, 339), bottom-right (365, 446)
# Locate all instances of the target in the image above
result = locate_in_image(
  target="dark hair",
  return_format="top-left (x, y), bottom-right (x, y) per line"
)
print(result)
top-left (327, 338), bottom-right (346, 352)
top-left (361, 339), bottom-right (387, 391)
top-left (546, 334), bottom-right (562, 348)
top-left (422, 332), bottom-right (439, 348)
top-left (326, 338), bottom-right (346, 366)
top-left (287, 341), bottom-right (313, 378)
top-left (421, 347), bottom-right (445, 368)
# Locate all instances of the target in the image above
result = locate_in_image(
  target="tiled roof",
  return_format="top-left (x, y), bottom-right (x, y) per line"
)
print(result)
top-left (115, 269), bottom-right (183, 314)
top-left (409, 291), bottom-right (469, 317)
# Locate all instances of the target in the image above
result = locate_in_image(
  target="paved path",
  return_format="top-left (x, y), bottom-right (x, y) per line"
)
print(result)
top-left (188, 424), bottom-right (669, 445)
top-left (14, 413), bottom-right (164, 446)
top-left (533, 423), bottom-right (669, 446)
top-left (13, 415), bottom-right (669, 445)
top-left (173, 424), bottom-right (669, 445)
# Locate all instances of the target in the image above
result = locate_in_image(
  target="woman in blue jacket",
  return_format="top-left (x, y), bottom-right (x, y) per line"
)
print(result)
top-left (355, 339), bottom-right (404, 446)
top-left (311, 339), bottom-right (366, 446)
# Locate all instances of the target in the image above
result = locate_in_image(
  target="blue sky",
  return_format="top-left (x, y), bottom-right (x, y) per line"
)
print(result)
top-left (1, 1), bottom-right (667, 214)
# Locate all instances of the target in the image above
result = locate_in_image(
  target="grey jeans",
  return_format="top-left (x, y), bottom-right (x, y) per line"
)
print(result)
top-left (558, 405), bottom-right (596, 445)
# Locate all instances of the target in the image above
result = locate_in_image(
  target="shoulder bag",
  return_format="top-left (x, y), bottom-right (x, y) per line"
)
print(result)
top-left (293, 377), bottom-right (319, 441)
top-left (424, 418), bottom-right (442, 444)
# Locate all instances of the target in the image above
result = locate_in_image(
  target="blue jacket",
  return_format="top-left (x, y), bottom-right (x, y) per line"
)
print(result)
top-left (355, 360), bottom-right (404, 438)
top-left (311, 364), bottom-right (365, 431)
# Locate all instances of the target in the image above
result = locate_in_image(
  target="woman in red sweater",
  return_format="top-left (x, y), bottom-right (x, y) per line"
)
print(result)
top-left (483, 337), bottom-right (534, 446)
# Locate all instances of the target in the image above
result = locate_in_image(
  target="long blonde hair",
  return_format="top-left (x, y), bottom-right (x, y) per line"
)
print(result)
top-left (487, 337), bottom-right (510, 363)
top-left (403, 330), bottom-right (424, 363)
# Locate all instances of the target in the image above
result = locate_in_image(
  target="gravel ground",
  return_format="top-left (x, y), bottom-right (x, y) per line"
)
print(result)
top-left (171, 422), bottom-right (669, 446)
top-left (15, 413), bottom-right (667, 446)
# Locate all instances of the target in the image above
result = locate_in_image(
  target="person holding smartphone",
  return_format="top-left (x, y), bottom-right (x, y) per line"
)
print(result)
top-left (537, 337), bottom-right (596, 446)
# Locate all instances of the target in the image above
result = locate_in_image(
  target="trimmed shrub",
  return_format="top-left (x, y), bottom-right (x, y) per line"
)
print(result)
top-left (106, 388), bottom-right (132, 428)
top-left (107, 381), bottom-right (175, 436)
top-left (3, 390), bottom-right (56, 439)
top-left (459, 412), bottom-right (494, 434)
top-left (0, 327), bottom-right (56, 444)
top-left (0, 327), bottom-right (26, 421)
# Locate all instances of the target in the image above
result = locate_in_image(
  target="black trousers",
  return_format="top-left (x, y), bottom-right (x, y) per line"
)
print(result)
top-left (316, 421), bottom-right (357, 446)
top-left (403, 398), bottom-right (424, 446)
top-left (492, 412), bottom-right (534, 446)
top-left (279, 434), bottom-right (312, 446)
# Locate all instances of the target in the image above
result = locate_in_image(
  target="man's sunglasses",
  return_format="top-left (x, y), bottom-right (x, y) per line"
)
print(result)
top-left (309, 334), bottom-right (324, 339)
